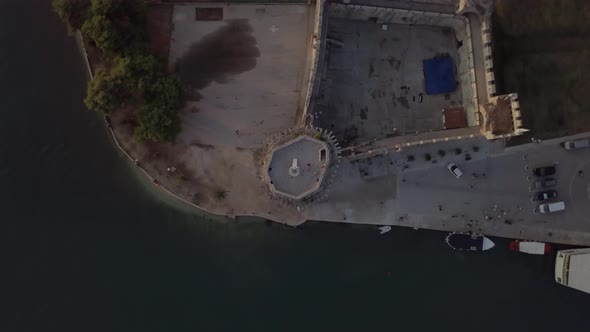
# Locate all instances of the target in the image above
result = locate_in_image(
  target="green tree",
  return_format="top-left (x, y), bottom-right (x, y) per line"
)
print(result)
top-left (56, 0), bottom-right (183, 142)
top-left (89, 0), bottom-right (112, 16)
top-left (81, 15), bottom-right (122, 55)
top-left (135, 102), bottom-right (181, 142)
top-left (52, 0), bottom-right (90, 32)
top-left (135, 75), bottom-right (184, 142)
top-left (80, 0), bottom-right (146, 57)
top-left (145, 75), bottom-right (184, 109)
top-left (90, 0), bottom-right (144, 23)
top-left (84, 68), bottom-right (130, 114)
top-left (89, 0), bottom-right (147, 54)
top-left (113, 55), bottom-right (162, 93)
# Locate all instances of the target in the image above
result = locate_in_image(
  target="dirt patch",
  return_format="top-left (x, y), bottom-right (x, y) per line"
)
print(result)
top-left (146, 4), bottom-right (173, 63)
top-left (175, 19), bottom-right (260, 90)
top-left (189, 141), bottom-right (215, 150)
top-left (480, 96), bottom-right (513, 135)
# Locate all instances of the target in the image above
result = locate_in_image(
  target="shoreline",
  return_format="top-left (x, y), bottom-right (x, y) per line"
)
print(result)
top-left (75, 31), bottom-right (281, 225)
top-left (72, 5), bottom-right (590, 246)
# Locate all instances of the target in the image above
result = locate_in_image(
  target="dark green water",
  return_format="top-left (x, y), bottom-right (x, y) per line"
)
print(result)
top-left (2, 1), bottom-right (590, 331)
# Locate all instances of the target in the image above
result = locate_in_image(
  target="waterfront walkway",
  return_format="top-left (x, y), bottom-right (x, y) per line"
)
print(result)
top-left (305, 132), bottom-right (590, 245)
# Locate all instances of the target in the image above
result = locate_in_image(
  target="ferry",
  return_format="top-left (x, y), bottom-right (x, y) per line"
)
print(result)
top-left (555, 248), bottom-right (590, 294)
top-left (445, 232), bottom-right (495, 251)
top-left (509, 240), bottom-right (551, 255)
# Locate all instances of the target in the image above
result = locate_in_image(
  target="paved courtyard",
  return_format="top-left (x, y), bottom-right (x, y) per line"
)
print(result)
top-left (170, 4), bottom-right (314, 148)
top-left (144, 4), bottom-right (316, 222)
top-left (316, 18), bottom-right (463, 147)
top-left (304, 133), bottom-right (590, 245)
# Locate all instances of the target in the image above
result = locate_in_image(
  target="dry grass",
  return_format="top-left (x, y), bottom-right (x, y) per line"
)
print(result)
top-left (493, 0), bottom-right (590, 139)
top-left (495, 0), bottom-right (590, 37)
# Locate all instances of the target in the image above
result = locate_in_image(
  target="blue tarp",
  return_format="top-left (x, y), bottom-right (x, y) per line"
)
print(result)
top-left (423, 56), bottom-right (457, 95)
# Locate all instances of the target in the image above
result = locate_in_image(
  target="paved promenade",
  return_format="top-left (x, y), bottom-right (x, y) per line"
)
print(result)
top-left (305, 132), bottom-right (590, 245)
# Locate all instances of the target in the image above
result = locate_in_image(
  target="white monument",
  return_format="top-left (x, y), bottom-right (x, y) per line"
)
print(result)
top-left (288, 158), bottom-right (300, 177)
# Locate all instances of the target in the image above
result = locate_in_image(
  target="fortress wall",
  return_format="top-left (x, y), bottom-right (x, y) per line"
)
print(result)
top-left (481, 17), bottom-right (496, 100)
top-left (301, 0), bottom-right (328, 126)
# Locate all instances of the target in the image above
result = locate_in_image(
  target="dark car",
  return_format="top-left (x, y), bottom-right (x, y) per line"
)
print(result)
top-left (533, 165), bottom-right (556, 177)
top-left (531, 178), bottom-right (557, 191)
top-left (533, 190), bottom-right (558, 202)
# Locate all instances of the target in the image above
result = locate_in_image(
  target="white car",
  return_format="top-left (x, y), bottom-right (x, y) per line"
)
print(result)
top-left (447, 163), bottom-right (463, 178)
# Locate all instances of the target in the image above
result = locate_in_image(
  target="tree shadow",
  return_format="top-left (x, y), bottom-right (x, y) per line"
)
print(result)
top-left (175, 19), bottom-right (260, 96)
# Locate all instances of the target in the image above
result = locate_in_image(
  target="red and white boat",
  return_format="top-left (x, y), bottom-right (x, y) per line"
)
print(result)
top-left (509, 240), bottom-right (551, 255)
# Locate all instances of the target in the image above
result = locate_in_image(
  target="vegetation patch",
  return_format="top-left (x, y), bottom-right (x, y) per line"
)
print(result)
top-left (53, 0), bottom-right (184, 142)
top-left (214, 189), bottom-right (227, 201)
top-left (493, 0), bottom-right (590, 139)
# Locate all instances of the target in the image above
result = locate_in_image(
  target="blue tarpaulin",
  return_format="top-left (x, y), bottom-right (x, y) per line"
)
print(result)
top-left (423, 56), bottom-right (457, 95)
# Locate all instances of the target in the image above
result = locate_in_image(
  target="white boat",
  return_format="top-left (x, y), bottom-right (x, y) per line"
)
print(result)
top-left (555, 248), bottom-right (590, 294)
top-left (445, 232), bottom-right (495, 251)
top-left (509, 240), bottom-right (551, 255)
top-left (379, 226), bottom-right (392, 234)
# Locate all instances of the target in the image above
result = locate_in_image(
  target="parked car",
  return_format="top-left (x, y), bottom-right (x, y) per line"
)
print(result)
top-left (533, 190), bottom-right (558, 202)
top-left (531, 178), bottom-right (557, 191)
top-left (447, 163), bottom-right (463, 178)
top-left (563, 139), bottom-right (590, 150)
top-left (533, 165), bottom-right (556, 177)
top-left (538, 201), bottom-right (565, 214)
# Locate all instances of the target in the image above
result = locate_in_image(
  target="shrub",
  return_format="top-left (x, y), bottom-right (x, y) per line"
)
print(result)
top-left (135, 102), bottom-right (181, 142)
top-left (84, 68), bottom-right (130, 114)
top-left (214, 189), bottom-right (227, 201)
top-left (52, 0), bottom-right (90, 32)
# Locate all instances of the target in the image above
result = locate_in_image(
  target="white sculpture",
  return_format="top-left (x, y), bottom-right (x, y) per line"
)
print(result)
top-left (288, 158), bottom-right (300, 177)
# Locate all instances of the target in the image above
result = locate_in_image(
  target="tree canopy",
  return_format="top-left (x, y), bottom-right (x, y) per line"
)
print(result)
top-left (54, 0), bottom-right (185, 142)
top-left (114, 55), bottom-right (162, 93)
top-left (81, 15), bottom-right (123, 55)
top-left (84, 68), bottom-right (130, 114)
top-left (81, 0), bottom-right (146, 57)
top-left (52, 0), bottom-right (90, 32)
top-left (135, 102), bottom-right (181, 142)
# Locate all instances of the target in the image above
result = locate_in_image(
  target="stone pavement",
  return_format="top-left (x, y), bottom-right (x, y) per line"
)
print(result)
top-left (304, 132), bottom-right (590, 245)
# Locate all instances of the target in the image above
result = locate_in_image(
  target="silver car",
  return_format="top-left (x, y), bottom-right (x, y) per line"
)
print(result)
top-left (447, 163), bottom-right (463, 179)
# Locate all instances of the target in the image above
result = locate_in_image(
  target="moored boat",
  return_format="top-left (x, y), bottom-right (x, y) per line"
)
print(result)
top-left (509, 240), bottom-right (551, 255)
top-left (378, 226), bottom-right (392, 234)
top-left (445, 232), bottom-right (495, 251)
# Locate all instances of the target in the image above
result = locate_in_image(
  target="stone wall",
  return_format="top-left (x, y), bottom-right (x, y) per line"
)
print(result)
top-left (300, 0), bottom-right (328, 126)
top-left (481, 17), bottom-right (496, 100)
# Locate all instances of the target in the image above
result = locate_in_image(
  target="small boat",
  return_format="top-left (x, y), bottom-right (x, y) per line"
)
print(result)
top-left (509, 240), bottom-right (551, 255)
top-left (379, 226), bottom-right (392, 234)
top-left (445, 232), bottom-right (495, 251)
